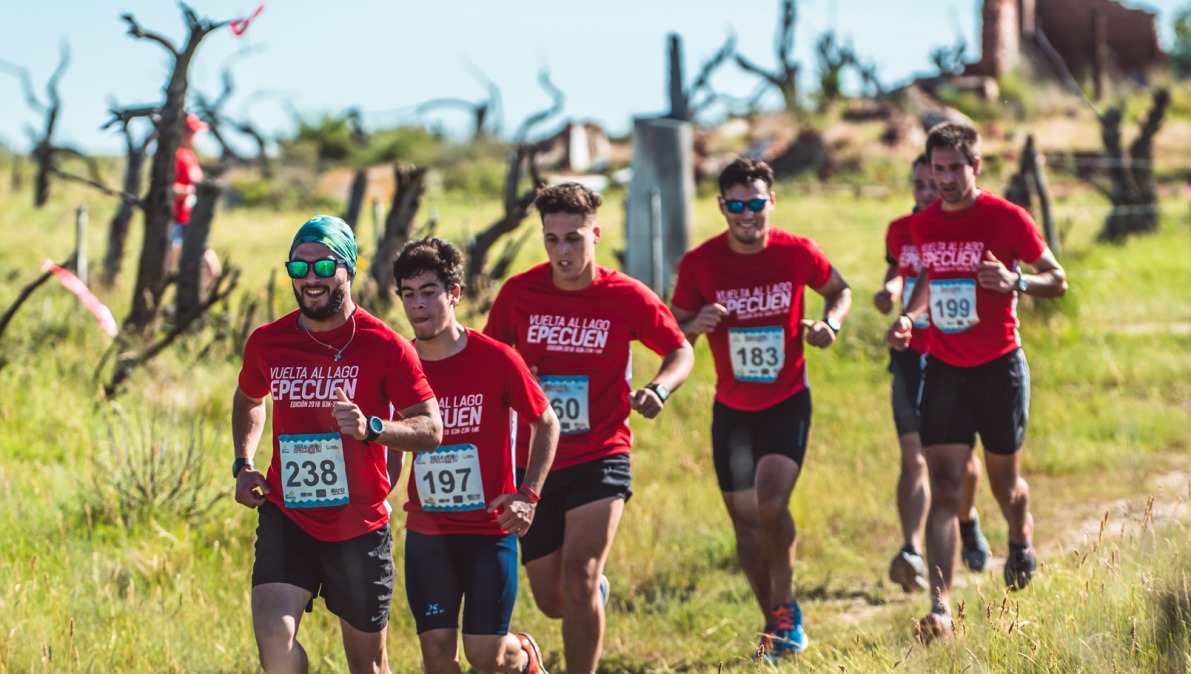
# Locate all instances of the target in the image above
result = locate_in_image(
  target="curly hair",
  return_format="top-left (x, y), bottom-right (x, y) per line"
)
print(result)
top-left (718, 158), bottom-right (774, 194)
top-left (392, 237), bottom-right (465, 292)
top-left (535, 182), bottom-right (604, 221)
top-left (925, 122), bottom-right (980, 166)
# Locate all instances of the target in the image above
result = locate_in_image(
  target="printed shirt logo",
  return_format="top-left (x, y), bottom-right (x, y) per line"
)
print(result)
top-left (714, 282), bottom-right (793, 320)
top-left (526, 314), bottom-right (610, 354)
top-left (269, 364), bottom-right (359, 409)
top-left (897, 243), bottom-right (921, 272)
top-left (440, 393), bottom-right (484, 437)
top-left (918, 241), bottom-right (984, 274)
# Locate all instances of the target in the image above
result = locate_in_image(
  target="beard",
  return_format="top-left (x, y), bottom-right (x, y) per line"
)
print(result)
top-left (293, 282), bottom-right (347, 322)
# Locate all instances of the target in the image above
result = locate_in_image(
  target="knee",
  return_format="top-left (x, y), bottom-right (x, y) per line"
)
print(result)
top-left (900, 451), bottom-right (928, 476)
top-left (756, 496), bottom-right (790, 527)
top-left (928, 477), bottom-right (964, 510)
top-left (460, 643), bottom-right (498, 673)
top-left (420, 638), bottom-right (458, 671)
top-left (532, 586), bottom-right (565, 619)
top-left (561, 560), bottom-right (600, 605)
top-left (254, 620), bottom-right (297, 663)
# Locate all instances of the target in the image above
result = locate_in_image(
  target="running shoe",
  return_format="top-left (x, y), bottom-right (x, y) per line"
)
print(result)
top-left (515, 633), bottom-right (548, 674)
top-left (915, 610), bottom-right (953, 645)
top-left (598, 574), bottom-right (610, 606)
top-left (766, 600), bottom-right (809, 659)
top-left (1004, 542), bottom-right (1037, 591)
top-left (888, 546), bottom-right (929, 593)
top-left (960, 515), bottom-right (991, 572)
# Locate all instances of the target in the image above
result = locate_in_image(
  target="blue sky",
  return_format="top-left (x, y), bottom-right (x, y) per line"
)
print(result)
top-left (1, 0), bottom-right (1185, 154)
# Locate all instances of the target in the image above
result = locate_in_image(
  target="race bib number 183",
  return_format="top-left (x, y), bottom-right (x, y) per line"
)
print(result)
top-left (729, 326), bottom-right (785, 383)
top-left (278, 433), bottom-right (349, 509)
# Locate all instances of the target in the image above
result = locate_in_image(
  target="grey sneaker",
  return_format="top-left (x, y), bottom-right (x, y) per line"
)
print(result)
top-left (888, 547), bottom-right (929, 593)
top-left (598, 574), bottom-right (609, 606)
top-left (1004, 542), bottom-right (1037, 591)
top-left (960, 515), bottom-right (991, 572)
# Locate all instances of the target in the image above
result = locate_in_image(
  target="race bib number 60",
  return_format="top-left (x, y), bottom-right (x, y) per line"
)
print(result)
top-left (539, 375), bottom-right (590, 435)
top-left (729, 326), bottom-right (785, 383)
top-left (929, 279), bottom-right (979, 333)
top-left (414, 444), bottom-right (484, 512)
top-left (278, 433), bottom-right (349, 508)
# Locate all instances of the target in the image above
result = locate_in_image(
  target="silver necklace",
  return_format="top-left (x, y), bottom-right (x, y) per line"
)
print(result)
top-left (299, 311), bottom-right (357, 361)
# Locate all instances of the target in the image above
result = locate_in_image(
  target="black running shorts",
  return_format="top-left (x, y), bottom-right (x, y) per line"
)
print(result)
top-left (918, 348), bottom-right (1030, 455)
top-left (711, 389), bottom-right (812, 492)
top-left (514, 454), bottom-right (632, 564)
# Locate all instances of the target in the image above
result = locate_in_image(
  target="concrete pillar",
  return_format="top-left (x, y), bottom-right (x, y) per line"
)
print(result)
top-left (625, 117), bottom-right (692, 298)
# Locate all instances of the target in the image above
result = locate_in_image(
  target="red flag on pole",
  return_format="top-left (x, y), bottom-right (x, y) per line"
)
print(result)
top-left (229, 2), bottom-right (265, 37)
top-left (41, 260), bottom-right (118, 337)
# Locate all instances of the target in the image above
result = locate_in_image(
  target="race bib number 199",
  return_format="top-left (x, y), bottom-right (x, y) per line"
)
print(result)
top-left (929, 279), bottom-right (979, 333)
top-left (729, 326), bottom-right (785, 383)
top-left (278, 433), bottom-right (349, 508)
top-left (414, 444), bottom-right (485, 512)
top-left (539, 375), bottom-right (590, 435)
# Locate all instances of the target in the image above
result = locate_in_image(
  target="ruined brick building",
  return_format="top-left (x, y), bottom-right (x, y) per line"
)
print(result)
top-left (967, 0), bottom-right (1164, 86)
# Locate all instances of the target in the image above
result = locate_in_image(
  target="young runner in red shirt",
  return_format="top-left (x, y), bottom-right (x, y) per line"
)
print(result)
top-left (670, 158), bottom-right (852, 661)
top-left (874, 155), bottom-right (989, 594)
top-left (888, 123), bottom-right (1067, 642)
top-left (484, 183), bottom-right (694, 674)
top-left (233, 215), bottom-right (443, 672)
top-left (394, 237), bottom-right (559, 674)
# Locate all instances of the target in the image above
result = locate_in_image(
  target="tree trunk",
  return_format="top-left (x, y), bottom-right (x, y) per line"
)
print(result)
top-left (666, 34), bottom-right (689, 121)
top-left (465, 147), bottom-right (542, 292)
top-left (1100, 89), bottom-right (1168, 242)
top-left (176, 180), bottom-right (221, 321)
top-left (370, 165), bottom-right (427, 306)
top-left (101, 147), bottom-right (148, 287)
top-left (342, 168), bottom-right (367, 231)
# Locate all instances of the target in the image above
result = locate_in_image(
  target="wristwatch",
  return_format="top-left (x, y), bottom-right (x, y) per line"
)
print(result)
top-left (645, 382), bottom-right (670, 403)
top-left (364, 416), bottom-right (384, 443)
top-left (232, 457), bottom-right (254, 479)
top-left (1014, 272), bottom-right (1029, 293)
top-left (824, 316), bottom-right (842, 334)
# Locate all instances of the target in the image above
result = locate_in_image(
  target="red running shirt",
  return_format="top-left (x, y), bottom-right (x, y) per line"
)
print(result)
top-left (174, 147), bottom-right (201, 225)
top-left (909, 191), bottom-right (1048, 367)
top-left (672, 228), bottom-right (832, 412)
top-left (238, 308), bottom-right (435, 542)
top-left (885, 213), bottom-right (929, 355)
top-left (484, 264), bottom-right (687, 470)
top-left (404, 329), bottom-right (549, 536)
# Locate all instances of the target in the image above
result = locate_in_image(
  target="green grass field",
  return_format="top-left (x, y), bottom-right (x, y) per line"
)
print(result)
top-left (0, 166), bottom-right (1188, 672)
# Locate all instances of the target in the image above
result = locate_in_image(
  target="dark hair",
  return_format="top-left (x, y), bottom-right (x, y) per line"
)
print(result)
top-left (925, 122), bottom-right (980, 166)
top-left (536, 183), bottom-right (603, 221)
top-left (392, 237), bottom-right (464, 292)
top-left (911, 153), bottom-right (929, 174)
top-left (718, 158), bottom-right (774, 194)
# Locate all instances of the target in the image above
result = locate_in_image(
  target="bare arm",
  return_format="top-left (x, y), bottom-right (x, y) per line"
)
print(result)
top-left (629, 340), bottom-right (695, 419)
top-left (873, 263), bottom-right (902, 315)
top-left (232, 387), bottom-right (270, 508)
top-left (1021, 249), bottom-right (1067, 298)
top-left (802, 267), bottom-right (852, 348)
top-left (489, 406), bottom-right (560, 536)
top-left (887, 268), bottom-right (928, 351)
top-left (381, 398), bottom-right (444, 453)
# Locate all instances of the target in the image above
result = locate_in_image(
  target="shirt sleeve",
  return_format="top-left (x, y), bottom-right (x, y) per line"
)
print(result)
top-left (482, 284), bottom-right (517, 346)
top-left (633, 282), bottom-right (688, 356)
top-left (503, 345), bottom-right (549, 422)
top-left (237, 330), bottom-right (270, 399)
top-left (1012, 209), bottom-right (1049, 266)
top-left (384, 335), bottom-right (436, 413)
top-left (670, 253), bottom-right (703, 314)
top-left (803, 239), bottom-right (833, 289)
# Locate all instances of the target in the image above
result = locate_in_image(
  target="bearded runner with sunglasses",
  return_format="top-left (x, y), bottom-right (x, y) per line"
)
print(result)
top-left (670, 158), bottom-right (851, 661)
top-left (232, 214), bottom-right (443, 673)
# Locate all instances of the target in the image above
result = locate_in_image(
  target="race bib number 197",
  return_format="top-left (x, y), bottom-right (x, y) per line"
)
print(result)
top-left (729, 326), bottom-right (785, 383)
top-left (929, 279), bottom-right (979, 333)
top-left (539, 375), bottom-right (590, 435)
top-left (278, 433), bottom-right (349, 508)
top-left (414, 444), bottom-right (485, 512)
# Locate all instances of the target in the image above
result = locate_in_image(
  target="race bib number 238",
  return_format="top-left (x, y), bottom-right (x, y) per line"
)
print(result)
top-left (278, 433), bottom-right (349, 509)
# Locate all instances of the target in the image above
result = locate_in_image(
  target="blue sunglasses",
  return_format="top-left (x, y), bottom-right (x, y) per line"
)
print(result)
top-left (723, 198), bottom-right (769, 214)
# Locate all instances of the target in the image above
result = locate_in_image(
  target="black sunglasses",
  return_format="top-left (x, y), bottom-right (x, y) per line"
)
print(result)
top-left (723, 198), bottom-right (769, 214)
top-left (286, 258), bottom-right (346, 279)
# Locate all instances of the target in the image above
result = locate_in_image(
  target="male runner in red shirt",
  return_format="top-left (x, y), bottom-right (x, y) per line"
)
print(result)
top-left (233, 215), bottom-right (443, 672)
top-left (888, 123), bottom-right (1067, 642)
top-left (395, 237), bottom-right (559, 674)
top-left (485, 183), bottom-right (693, 674)
top-left (671, 158), bottom-right (851, 660)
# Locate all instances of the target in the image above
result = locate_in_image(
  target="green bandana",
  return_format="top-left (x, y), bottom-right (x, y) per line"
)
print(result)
top-left (289, 215), bottom-right (358, 277)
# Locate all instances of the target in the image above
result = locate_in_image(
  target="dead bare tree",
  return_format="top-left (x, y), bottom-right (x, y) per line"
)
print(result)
top-left (0, 256), bottom-right (75, 357)
top-left (99, 104), bottom-right (159, 287)
top-left (735, 0), bottom-right (801, 117)
top-left (417, 67), bottom-right (502, 141)
top-left (370, 165), bottom-right (429, 306)
top-left (513, 69), bottom-right (565, 143)
top-left (122, 4), bottom-right (230, 334)
top-left (340, 107), bottom-right (371, 230)
top-left (465, 145), bottom-right (543, 293)
top-left (815, 31), bottom-right (855, 110)
top-left (666, 33), bottom-right (737, 122)
top-left (0, 42), bottom-right (96, 206)
top-left (1100, 88), bottom-right (1169, 242)
top-left (1004, 135), bottom-right (1059, 254)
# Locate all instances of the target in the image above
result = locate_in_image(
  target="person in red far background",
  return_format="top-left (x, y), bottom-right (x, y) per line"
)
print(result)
top-left (670, 158), bottom-right (852, 662)
top-left (888, 122), bottom-right (1067, 643)
top-left (169, 113), bottom-right (206, 272)
top-left (394, 236), bottom-right (560, 674)
top-left (874, 155), bottom-right (989, 596)
top-left (232, 214), bottom-right (443, 674)
top-left (484, 182), bottom-right (694, 674)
